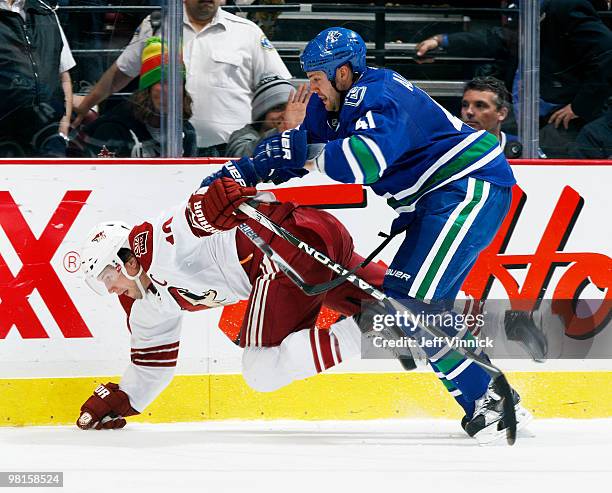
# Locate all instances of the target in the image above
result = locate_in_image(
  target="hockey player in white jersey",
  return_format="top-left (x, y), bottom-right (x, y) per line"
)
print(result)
top-left (76, 177), bottom-right (397, 430)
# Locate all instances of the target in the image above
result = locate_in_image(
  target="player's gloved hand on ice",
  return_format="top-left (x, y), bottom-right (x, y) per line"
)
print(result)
top-left (77, 382), bottom-right (138, 430)
top-left (251, 129), bottom-right (308, 182)
top-left (200, 157), bottom-right (261, 188)
top-left (188, 177), bottom-right (256, 235)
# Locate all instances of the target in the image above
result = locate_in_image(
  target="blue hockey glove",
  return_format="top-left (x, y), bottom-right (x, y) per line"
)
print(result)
top-left (252, 129), bottom-right (308, 182)
top-left (200, 157), bottom-right (261, 188)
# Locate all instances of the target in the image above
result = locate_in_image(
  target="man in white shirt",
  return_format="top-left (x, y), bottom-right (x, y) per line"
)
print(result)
top-left (72, 0), bottom-right (291, 155)
top-left (0, 0), bottom-right (76, 156)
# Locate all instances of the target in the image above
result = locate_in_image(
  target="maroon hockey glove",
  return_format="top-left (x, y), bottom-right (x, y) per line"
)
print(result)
top-left (77, 382), bottom-right (138, 430)
top-left (187, 177), bottom-right (256, 235)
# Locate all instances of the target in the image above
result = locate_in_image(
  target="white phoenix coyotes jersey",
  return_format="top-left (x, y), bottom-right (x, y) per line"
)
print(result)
top-left (117, 199), bottom-right (252, 412)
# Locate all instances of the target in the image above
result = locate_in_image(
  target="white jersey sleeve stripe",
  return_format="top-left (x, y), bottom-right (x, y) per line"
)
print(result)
top-left (359, 135), bottom-right (388, 174)
top-left (395, 131), bottom-right (484, 201)
top-left (341, 137), bottom-right (364, 184)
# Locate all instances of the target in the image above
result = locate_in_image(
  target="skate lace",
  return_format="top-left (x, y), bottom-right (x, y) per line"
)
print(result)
top-left (476, 385), bottom-right (502, 415)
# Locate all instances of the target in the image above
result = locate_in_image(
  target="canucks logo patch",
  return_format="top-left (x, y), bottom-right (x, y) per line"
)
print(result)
top-left (325, 30), bottom-right (341, 46)
top-left (345, 86), bottom-right (367, 107)
top-left (261, 36), bottom-right (274, 50)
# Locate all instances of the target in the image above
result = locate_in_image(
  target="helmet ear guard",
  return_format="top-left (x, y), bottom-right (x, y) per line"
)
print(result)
top-left (300, 27), bottom-right (367, 83)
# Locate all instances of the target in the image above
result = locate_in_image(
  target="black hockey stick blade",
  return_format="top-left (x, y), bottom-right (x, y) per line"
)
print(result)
top-left (398, 354), bottom-right (417, 371)
top-left (492, 374), bottom-right (517, 445)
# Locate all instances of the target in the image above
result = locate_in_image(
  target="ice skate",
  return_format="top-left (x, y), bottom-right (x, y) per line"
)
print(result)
top-left (464, 379), bottom-right (533, 445)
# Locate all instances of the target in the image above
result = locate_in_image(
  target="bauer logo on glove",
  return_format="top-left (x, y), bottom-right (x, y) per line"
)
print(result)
top-left (252, 129), bottom-right (308, 183)
top-left (225, 161), bottom-right (249, 187)
top-left (281, 130), bottom-right (293, 160)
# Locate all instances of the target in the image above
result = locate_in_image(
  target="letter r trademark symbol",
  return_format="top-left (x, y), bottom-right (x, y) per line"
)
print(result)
top-left (63, 251), bottom-right (80, 273)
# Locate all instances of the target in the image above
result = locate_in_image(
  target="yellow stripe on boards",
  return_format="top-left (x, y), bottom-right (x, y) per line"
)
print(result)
top-left (1, 372), bottom-right (611, 426)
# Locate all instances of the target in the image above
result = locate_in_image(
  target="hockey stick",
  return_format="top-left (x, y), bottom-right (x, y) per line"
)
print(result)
top-left (237, 222), bottom-right (417, 371)
top-left (237, 222), bottom-right (332, 297)
top-left (238, 208), bottom-right (392, 297)
top-left (238, 203), bottom-right (392, 297)
top-left (238, 201), bottom-right (517, 445)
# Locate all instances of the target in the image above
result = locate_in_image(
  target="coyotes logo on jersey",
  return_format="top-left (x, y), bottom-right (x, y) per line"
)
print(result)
top-left (132, 231), bottom-right (149, 258)
top-left (168, 287), bottom-right (227, 312)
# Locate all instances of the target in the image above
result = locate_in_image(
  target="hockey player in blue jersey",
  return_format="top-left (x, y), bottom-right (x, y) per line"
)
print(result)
top-left (200, 27), bottom-right (531, 442)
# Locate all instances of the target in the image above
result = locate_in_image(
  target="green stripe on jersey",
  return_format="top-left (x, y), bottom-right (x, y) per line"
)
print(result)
top-left (433, 351), bottom-right (465, 374)
top-left (388, 132), bottom-right (497, 209)
top-left (415, 179), bottom-right (485, 299)
top-left (349, 136), bottom-right (381, 184)
top-left (434, 332), bottom-right (479, 376)
top-left (439, 377), bottom-right (457, 391)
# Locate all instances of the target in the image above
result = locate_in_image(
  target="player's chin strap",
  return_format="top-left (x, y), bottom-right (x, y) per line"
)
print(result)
top-left (237, 200), bottom-right (517, 446)
top-left (121, 265), bottom-right (147, 299)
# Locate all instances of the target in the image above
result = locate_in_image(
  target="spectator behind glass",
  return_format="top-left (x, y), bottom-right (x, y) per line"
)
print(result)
top-left (462, 76), bottom-right (529, 158)
top-left (72, 0), bottom-right (291, 157)
top-left (570, 104), bottom-right (612, 158)
top-left (415, 0), bottom-right (612, 158)
top-left (247, 0), bottom-right (284, 39)
top-left (226, 74), bottom-right (310, 157)
top-left (71, 37), bottom-right (196, 158)
top-left (0, 0), bottom-right (75, 157)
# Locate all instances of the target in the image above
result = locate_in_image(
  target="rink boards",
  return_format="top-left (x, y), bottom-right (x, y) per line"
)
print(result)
top-left (0, 158), bottom-right (610, 426)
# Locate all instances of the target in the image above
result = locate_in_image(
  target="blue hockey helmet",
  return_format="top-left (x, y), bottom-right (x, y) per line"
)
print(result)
top-left (300, 27), bottom-right (367, 82)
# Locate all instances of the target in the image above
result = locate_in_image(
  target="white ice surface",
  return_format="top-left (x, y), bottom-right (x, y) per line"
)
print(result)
top-left (1, 419), bottom-right (611, 493)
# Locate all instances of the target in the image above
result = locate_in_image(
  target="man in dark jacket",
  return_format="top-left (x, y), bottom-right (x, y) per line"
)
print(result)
top-left (415, 0), bottom-right (612, 157)
top-left (0, 0), bottom-right (75, 156)
top-left (570, 105), bottom-right (612, 158)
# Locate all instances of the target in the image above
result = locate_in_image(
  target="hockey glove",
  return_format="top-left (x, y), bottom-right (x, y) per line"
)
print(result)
top-left (252, 129), bottom-right (308, 182)
top-left (200, 157), bottom-right (261, 188)
top-left (187, 177), bottom-right (256, 235)
top-left (77, 382), bottom-right (138, 430)
top-left (265, 142), bottom-right (322, 184)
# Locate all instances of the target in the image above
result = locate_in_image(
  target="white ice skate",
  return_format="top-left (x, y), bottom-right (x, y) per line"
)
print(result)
top-left (464, 379), bottom-right (533, 445)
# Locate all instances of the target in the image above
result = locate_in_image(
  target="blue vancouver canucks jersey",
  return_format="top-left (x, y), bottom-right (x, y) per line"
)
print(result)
top-left (301, 67), bottom-right (516, 214)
